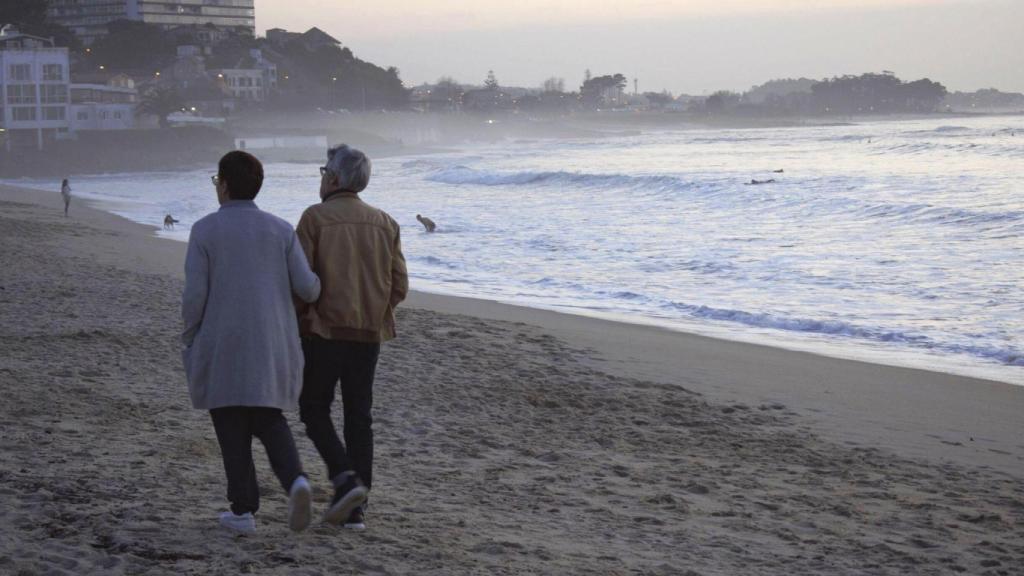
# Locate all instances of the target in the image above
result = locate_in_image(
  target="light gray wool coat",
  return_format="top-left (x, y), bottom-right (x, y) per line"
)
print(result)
top-left (181, 200), bottom-right (320, 410)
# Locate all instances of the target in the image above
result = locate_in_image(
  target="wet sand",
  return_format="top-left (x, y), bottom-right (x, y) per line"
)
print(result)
top-left (1, 184), bottom-right (1022, 575)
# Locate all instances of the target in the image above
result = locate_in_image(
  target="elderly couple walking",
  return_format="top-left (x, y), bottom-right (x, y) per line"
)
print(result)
top-left (180, 145), bottom-right (408, 534)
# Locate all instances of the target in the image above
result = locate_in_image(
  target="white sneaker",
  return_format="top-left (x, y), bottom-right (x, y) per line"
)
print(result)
top-left (288, 476), bottom-right (312, 532)
top-left (219, 511), bottom-right (256, 534)
top-left (343, 505), bottom-right (366, 530)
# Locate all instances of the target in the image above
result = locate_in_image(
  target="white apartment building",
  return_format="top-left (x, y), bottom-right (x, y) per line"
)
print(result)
top-left (0, 26), bottom-right (70, 151)
top-left (69, 82), bottom-right (137, 131)
top-left (211, 49), bottom-right (276, 103)
top-left (48, 0), bottom-right (256, 45)
top-left (213, 68), bottom-right (265, 101)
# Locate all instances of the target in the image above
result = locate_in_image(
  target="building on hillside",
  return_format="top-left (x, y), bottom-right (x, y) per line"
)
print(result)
top-left (47, 0), bottom-right (255, 45)
top-left (210, 49), bottom-right (276, 102)
top-left (179, 77), bottom-right (234, 117)
top-left (0, 25), bottom-right (70, 151)
top-left (212, 68), bottom-right (264, 102)
top-left (69, 80), bottom-right (137, 131)
top-left (166, 23), bottom-right (232, 53)
top-left (169, 45), bottom-right (208, 85)
top-left (266, 27), bottom-right (340, 51)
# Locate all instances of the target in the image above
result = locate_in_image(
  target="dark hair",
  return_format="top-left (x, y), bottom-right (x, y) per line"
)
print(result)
top-left (217, 150), bottom-right (264, 200)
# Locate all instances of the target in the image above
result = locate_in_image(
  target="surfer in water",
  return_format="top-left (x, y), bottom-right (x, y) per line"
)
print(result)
top-left (416, 214), bottom-right (436, 233)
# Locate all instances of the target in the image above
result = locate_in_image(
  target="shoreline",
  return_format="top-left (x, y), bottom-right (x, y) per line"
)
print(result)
top-left (4, 182), bottom-right (1022, 475)
top-left (2, 183), bottom-right (1023, 574)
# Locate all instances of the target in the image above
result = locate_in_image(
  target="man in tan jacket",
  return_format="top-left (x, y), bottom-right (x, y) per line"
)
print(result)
top-left (296, 144), bottom-right (408, 529)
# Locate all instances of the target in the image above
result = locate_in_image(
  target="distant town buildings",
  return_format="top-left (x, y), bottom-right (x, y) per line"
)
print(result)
top-left (48, 0), bottom-right (256, 45)
top-left (0, 25), bottom-right (71, 150)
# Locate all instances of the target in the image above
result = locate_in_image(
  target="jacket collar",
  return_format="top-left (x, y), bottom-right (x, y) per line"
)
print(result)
top-left (218, 200), bottom-right (259, 210)
top-left (322, 190), bottom-right (359, 203)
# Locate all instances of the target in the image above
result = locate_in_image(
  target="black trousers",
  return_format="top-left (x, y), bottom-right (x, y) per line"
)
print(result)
top-left (210, 406), bottom-right (303, 516)
top-left (299, 337), bottom-right (380, 490)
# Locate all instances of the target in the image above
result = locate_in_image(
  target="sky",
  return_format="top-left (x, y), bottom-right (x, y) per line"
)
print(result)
top-left (256, 0), bottom-right (1023, 94)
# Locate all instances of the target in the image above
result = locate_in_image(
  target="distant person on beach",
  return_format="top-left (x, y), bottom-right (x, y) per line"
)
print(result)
top-left (181, 151), bottom-right (321, 535)
top-left (416, 214), bottom-right (436, 232)
top-left (60, 179), bottom-right (71, 217)
top-left (295, 144), bottom-right (408, 529)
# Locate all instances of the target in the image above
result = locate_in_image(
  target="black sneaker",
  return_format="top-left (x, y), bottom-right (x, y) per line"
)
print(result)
top-left (343, 505), bottom-right (366, 530)
top-left (323, 473), bottom-right (368, 526)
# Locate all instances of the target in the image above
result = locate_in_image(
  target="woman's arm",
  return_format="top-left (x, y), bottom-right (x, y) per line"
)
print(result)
top-left (181, 233), bottom-right (209, 347)
top-left (287, 230), bottom-right (321, 304)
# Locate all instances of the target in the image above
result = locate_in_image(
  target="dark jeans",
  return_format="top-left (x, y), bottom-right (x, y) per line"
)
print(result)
top-left (210, 406), bottom-right (303, 516)
top-left (299, 337), bottom-right (379, 490)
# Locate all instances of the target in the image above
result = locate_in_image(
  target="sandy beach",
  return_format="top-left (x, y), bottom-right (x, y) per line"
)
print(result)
top-left (1, 184), bottom-right (1022, 575)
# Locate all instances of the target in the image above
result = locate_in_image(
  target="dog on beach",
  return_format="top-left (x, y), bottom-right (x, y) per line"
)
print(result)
top-left (163, 214), bottom-right (180, 230)
top-left (416, 214), bottom-right (436, 233)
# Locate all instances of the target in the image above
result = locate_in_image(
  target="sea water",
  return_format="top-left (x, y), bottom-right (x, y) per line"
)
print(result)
top-left (9, 116), bottom-right (1023, 384)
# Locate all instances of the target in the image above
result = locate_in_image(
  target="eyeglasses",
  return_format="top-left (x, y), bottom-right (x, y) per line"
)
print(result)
top-left (211, 174), bottom-right (220, 185)
top-left (319, 166), bottom-right (329, 177)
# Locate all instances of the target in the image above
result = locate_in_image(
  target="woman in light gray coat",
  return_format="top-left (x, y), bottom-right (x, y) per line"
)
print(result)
top-left (182, 151), bottom-right (321, 535)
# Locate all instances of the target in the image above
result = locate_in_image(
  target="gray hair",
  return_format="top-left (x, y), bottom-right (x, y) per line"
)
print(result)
top-left (325, 144), bottom-right (371, 193)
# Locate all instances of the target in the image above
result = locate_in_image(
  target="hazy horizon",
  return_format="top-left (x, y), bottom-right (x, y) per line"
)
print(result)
top-left (256, 0), bottom-right (1023, 95)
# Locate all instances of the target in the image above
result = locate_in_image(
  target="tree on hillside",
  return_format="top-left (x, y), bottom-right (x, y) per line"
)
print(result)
top-left (139, 86), bottom-right (185, 128)
top-left (900, 78), bottom-right (947, 112)
top-left (435, 76), bottom-right (463, 109)
top-left (484, 70), bottom-right (499, 90)
top-left (88, 20), bottom-right (173, 71)
top-left (541, 77), bottom-right (565, 94)
top-left (0, 0), bottom-right (47, 27)
top-left (643, 91), bottom-right (674, 108)
top-left (705, 90), bottom-right (741, 113)
top-left (0, 0), bottom-right (79, 49)
top-left (272, 40), bottom-right (409, 110)
top-left (744, 78), bottom-right (816, 105)
top-left (580, 73), bottom-right (627, 107)
top-left (810, 72), bottom-right (947, 114)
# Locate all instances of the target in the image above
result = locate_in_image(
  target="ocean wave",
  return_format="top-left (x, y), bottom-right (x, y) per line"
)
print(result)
top-left (425, 165), bottom-right (703, 195)
top-left (904, 125), bottom-right (971, 135)
top-left (871, 141), bottom-right (1022, 158)
top-left (855, 201), bottom-right (1024, 228)
top-left (662, 301), bottom-right (1024, 366)
top-left (401, 155), bottom-right (484, 170)
top-left (415, 255), bottom-right (462, 270)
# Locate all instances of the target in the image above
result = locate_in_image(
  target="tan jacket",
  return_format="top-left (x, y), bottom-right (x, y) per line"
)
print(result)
top-left (296, 192), bottom-right (408, 342)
